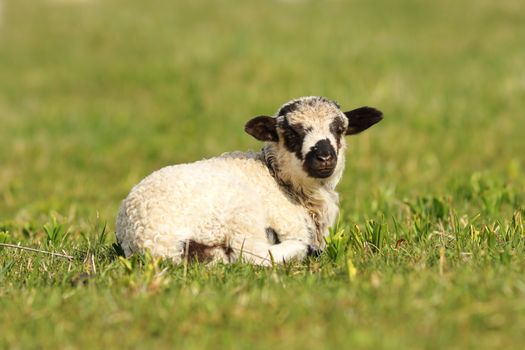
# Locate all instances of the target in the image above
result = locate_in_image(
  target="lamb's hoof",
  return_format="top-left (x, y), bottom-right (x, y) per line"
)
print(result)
top-left (307, 245), bottom-right (323, 258)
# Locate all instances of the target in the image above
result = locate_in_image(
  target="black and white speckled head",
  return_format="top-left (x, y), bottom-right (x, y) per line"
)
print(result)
top-left (245, 96), bottom-right (383, 181)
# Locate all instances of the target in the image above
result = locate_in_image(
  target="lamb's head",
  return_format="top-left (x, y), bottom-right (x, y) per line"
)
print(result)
top-left (245, 96), bottom-right (383, 185)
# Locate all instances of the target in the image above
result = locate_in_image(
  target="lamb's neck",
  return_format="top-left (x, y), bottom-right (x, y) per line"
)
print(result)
top-left (291, 180), bottom-right (340, 248)
top-left (262, 145), bottom-right (341, 247)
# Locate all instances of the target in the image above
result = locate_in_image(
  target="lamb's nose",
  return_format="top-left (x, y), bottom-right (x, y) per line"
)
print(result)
top-left (316, 153), bottom-right (333, 162)
top-left (311, 139), bottom-right (336, 164)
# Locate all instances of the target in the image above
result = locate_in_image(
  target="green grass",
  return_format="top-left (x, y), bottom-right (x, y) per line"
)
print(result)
top-left (1, 0), bottom-right (525, 348)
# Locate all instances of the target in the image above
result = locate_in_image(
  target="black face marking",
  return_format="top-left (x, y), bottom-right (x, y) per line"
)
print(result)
top-left (281, 118), bottom-right (306, 160)
top-left (303, 139), bottom-right (337, 178)
top-left (329, 117), bottom-right (345, 149)
top-left (278, 101), bottom-right (302, 117)
top-left (278, 97), bottom-right (340, 117)
top-left (265, 227), bottom-right (281, 245)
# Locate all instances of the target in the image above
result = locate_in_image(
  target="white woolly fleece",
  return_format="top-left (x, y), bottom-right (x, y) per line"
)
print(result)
top-left (116, 151), bottom-right (322, 265)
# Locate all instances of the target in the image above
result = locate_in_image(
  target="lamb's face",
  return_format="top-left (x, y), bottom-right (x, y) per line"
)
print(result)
top-left (276, 98), bottom-right (347, 178)
top-left (245, 96), bottom-right (383, 180)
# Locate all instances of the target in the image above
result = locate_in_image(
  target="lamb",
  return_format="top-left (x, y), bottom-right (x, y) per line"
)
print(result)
top-left (116, 96), bottom-right (383, 265)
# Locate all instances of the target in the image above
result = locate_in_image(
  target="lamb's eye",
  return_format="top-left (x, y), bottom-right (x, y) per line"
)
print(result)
top-left (290, 124), bottom-right (306, 136)
top-left (330, 118), bottom-right (346, 136)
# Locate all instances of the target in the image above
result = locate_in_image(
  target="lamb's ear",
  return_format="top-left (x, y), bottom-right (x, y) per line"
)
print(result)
top-left (344, 107), bottom-right (383, 135)
top-left (245, 116), bottom-right (278, 142)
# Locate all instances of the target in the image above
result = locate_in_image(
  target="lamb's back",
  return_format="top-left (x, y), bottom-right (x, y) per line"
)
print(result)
top-left (115, 151), bottom-right (280, 256)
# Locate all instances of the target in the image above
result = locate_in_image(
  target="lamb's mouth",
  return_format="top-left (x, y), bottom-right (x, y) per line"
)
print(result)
top-left (306, 165), bottom-right (336, 178)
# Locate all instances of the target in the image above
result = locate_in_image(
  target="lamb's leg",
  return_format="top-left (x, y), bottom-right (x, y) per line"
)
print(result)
top-left (267, 240), bottom-right (310, 264)
top-left (229, 237), bottom-right (309, 266)
top-left (228, 237), bottom-right (274, 265)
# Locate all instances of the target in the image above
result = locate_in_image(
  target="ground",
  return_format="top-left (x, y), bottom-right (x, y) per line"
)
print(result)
top-left (1, 0), bottom-right (525, 348)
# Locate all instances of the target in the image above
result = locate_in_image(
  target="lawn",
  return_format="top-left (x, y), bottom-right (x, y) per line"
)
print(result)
top-left (1, 0), bottom-right (525, 348)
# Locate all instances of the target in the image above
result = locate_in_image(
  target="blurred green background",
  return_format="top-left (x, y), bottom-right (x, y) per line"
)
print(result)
top-left (1, 0), bottom-right (523, 229)
top-left (1, 1), bottom-right (525, 348)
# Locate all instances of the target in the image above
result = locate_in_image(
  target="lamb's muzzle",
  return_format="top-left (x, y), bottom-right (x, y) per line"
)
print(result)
top-left (116, 96), bottom-right (383, 265)
top-left (303, 139), bottom-right (338, 178)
